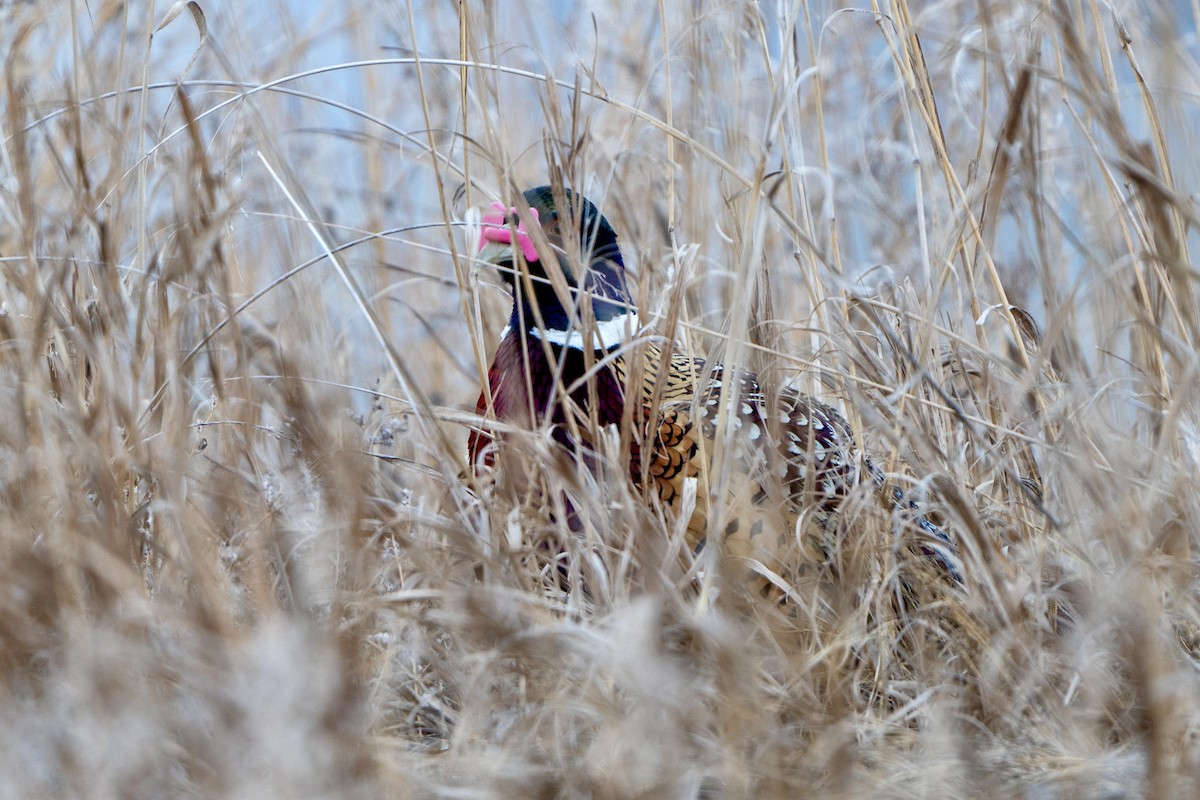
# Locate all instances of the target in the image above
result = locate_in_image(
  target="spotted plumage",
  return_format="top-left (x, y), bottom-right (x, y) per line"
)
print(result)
top-left (468, 185), bottom-right (962, 585)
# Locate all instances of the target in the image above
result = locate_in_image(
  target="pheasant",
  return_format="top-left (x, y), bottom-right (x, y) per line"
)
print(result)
top-left (467, 185), bottom-right (962, 586)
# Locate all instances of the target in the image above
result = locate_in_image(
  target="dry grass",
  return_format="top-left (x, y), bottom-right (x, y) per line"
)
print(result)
top-left (2, 0), bottom-right (1199, 797)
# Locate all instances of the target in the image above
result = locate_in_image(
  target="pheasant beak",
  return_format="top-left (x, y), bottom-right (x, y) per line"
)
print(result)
top-left (475, 239), bottom-right (518, 268)
top-left (476, 202), bottom-right (541, 266)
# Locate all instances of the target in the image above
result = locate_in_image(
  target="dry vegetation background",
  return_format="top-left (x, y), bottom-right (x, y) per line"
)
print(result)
top-left (2, 0), bottom-right (1200, 796)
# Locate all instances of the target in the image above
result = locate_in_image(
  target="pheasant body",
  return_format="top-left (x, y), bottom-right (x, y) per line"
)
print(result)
top-left (469, 186), bottom-right (961, 584)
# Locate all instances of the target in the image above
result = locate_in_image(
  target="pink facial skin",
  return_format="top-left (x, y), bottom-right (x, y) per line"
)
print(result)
top-left (478, 201), bottom-right (541, 263)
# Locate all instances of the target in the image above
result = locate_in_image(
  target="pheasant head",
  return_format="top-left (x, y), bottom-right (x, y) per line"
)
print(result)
top-left (476, 185), bottom-right (638, 351)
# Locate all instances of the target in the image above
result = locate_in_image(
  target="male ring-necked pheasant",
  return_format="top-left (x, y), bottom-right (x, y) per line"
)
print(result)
top-left (467, 185), bottom-right (962, 586)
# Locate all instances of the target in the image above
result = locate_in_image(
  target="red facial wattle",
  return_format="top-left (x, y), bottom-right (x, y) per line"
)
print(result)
top-left (478, 201), bottom-right (541, 263)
